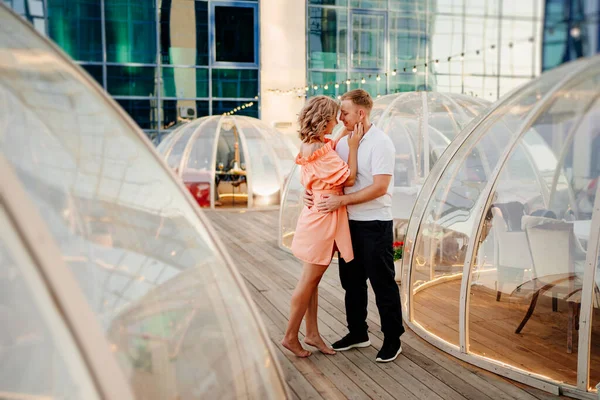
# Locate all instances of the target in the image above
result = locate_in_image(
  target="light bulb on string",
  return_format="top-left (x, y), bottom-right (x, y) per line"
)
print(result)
top-left (361, 77), bottom-right (366, 84)
top-left (324, 84), bottom-right (329, 89)
top-left (313, 85), bottom-right (318, 90)
top-left (376, 74), bottom-right (381, 81)
top-left (346, 79), bottom-right (351, 85)
top-left (392, 69), bottom-right (397, 76)
top-left (412, 66), bottom-right (417, 73)
top-left (335, 83), bottom-right (339, 88)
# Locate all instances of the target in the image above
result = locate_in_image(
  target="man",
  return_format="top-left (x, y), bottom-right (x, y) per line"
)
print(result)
top-left (305, 89), bottom-right (404, 363)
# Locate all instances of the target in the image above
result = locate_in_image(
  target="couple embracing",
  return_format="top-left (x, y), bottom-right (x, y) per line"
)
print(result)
top-left (281, 89), bottom-right (404, 363)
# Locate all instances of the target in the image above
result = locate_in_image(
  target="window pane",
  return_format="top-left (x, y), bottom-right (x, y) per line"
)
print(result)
top-left (351, 12), bottom-right (385, 69)
top-left (162, 100), bottom-right (209, 130)
top-left (309, 71), bottom-right (349, 97)
top-left (309, 0), bottom-right (347, 5)
top-left (390, 0), bottom-right (429, 12)
top-left (213, 100), bottom-right (259, 118)
top-left (0, 208), bottom-right (99, 400)
top-left (47, 0), bottom-right (102, 62)
top-left (105, 0), bottom-right (157, 64)
top-left (107, 66), bottom-right (157, 96)
top-left (351, 0), bottom-right (387, 8)
top-left (81, 64), bottom-right (103, 87)
top-left (348, 71), bottom-right (384, 96)
top-left (162, 67), bottom-right (209, 98)
top-left (308, 7), bottom-right (347, 69)
top-left (215, 6), bottom-right (255, 63)
top-left (159, 0), bottom-right (208, 65)
top-left (116, 98), bottom-right (158, 130)
top-left (390, 12), bottom-right (429, 68)
top-left (212, 69), bottom-right (258, 98)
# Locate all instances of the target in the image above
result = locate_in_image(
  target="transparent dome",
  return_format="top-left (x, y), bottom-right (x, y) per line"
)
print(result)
top-left (157, 115), bottom-right (296, 208)
top-left (279, 92), bottom-right (489, 253)
top-left (402, 56), bottom-right (600, 398)
top-left (0, 5), bottom-right (287, 400)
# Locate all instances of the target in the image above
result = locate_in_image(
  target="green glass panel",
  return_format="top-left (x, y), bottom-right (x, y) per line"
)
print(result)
top-left (390, 0), bottom-right (431, 12)
top-left (308, 0), bottom-right (348, 5)
top-left (162, 68), bottom-right (208, 98)
top-left (159, 0), bottom-right (208, 65)
top-left (350, 0), bottom-right (387, 8)
top-left (81, 64), bottom-right (103, 87)
top-left (107, 66), bottom-right (157, 96)
top-left (213, 100), bottom-right (258, 118)
top-left (116, 98), bottom-right (158, 130)
top-left (308, 71), bottom-right (349, 97)
top-left (212, 69), bottom-right (258, 98)
top-left (105, 0), bottom-right (157, 64)
top-left (390, 12), bottom-right (429, 67)
top-left (47, 0), bottom-right (102, 62)
top-left (389, 71), bottom-right (429, 93)
top-left (351, 12), bottom-right (385, 69)
top-left (308, 7), bottom-right (347, 69)
top-left (348, 72), bottom-right (385, 97)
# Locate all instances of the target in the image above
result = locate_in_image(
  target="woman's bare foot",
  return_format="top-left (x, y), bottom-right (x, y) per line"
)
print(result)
top-left (281, 337), bottom-right (311, 357)
top-left (304, 336), bottom-right (336, 355)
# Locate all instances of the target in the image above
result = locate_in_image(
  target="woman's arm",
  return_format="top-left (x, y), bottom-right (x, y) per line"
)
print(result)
top-left (343, 123), bottom-right (364, 187)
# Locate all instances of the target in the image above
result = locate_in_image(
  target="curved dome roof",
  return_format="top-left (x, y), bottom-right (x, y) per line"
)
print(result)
top-left (158, 115), bottom-right (296, 208)
top-left (401, 56), bottom-right (600, 398)
top-left (0, 5), bottom-right (286, 399)
top-left (279, 92), bottom-right (489, 252)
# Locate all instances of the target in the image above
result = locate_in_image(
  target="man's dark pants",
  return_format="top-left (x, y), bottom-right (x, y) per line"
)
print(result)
top-left (339, 220), bottom-right (404, 339)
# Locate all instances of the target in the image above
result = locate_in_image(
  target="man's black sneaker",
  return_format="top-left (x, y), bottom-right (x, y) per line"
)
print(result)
top-left (376, 339), bottom-right (402, 363)
top-left (332, 333), bottom-right (371, 351)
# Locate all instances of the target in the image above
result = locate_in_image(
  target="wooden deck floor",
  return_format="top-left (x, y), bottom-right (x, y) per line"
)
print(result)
top-left (205, 209), bottom-right (572, 400)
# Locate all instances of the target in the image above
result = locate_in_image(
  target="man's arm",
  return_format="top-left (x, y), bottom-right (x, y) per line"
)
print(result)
top-left (316, 174), bottom-right (390, 212)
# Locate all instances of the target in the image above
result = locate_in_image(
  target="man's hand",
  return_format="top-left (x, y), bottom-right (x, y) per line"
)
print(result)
top-left (303, 189), bottom-right (314, 208)
top-left (316, 194), bottom-right (344, 212)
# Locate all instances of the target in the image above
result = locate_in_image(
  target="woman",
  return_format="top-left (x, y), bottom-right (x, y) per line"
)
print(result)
top-left (281, 96), bottom-right (363, 357)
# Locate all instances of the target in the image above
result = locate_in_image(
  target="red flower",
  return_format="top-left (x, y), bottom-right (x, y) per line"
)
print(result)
top-left (393, 241), bottom-right (402, 248)
top-left (400, 241), bottom-right (404, 246)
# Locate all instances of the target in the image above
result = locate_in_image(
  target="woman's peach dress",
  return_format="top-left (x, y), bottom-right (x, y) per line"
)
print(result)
top-left (291, 138), bottom-right (354, 265)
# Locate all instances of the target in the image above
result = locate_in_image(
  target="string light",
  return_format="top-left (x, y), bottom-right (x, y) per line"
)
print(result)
top-left (265, 36), bottom-right (536, 96)
top-left (225, 101), bottom-right (255, 116)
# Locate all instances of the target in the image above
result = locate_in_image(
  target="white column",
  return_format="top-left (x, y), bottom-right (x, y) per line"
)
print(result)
top-left (260, 0), bottom-right (306, 142)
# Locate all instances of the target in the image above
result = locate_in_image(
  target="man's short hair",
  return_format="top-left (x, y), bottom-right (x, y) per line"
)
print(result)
top-left (341, 89), bottom-right (373, 111)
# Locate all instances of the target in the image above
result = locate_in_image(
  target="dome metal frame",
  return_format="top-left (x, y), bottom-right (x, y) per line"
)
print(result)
top-left (0, 4), bottom-right (288, 398)
top-left (401, 56), bottom-right (600, 399)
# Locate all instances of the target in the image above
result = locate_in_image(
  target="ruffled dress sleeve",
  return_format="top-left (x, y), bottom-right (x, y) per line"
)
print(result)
top-left (296, 141), bottom-right (350, 187)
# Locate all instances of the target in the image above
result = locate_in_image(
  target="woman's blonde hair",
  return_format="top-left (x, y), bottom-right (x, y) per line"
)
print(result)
top-left (298, 95), bottom-right (339, 143)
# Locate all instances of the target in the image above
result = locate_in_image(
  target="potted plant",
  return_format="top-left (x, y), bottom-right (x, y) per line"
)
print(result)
top-left (393, 241), bottom-right (403, 283)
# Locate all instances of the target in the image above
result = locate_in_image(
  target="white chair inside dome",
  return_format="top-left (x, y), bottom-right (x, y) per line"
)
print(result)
top-left (401, 56), bottom-right (600, 397)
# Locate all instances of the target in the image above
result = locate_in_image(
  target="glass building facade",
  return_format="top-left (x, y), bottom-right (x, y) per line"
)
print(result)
top-left (542, 0), bottom-right (600, 71)
top-left (4, 0), bottom-right (260, 143)
top-left (307, 0), bottom-right (543, 102)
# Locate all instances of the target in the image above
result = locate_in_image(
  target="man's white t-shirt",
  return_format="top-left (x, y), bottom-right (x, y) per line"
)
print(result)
top-left (336, 124), bottom-right (395, 221)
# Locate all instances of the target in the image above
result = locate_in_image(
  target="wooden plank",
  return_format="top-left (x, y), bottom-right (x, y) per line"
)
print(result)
top-left (204, 210), bottom-right (572, 400)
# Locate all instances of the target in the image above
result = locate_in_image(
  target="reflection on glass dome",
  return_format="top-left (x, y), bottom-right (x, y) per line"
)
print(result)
top-left (402, 56), bottom-right (600, 398)
top-left (157, 115), bottom-right (295, 209)
top-left (279, 92), bottom-right (489, 253)
top-left (0, 5), bottom-right (286, 399)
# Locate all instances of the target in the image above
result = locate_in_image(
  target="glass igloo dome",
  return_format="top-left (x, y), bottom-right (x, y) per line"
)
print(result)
top-left (279, 92), bottom-right (489, 253)
top-left (157, 115), bottom-right (296, 209)
top-left (402, 56), bottom-right (600, 398)
top-left (0, 4), bottom-right (287, 399)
